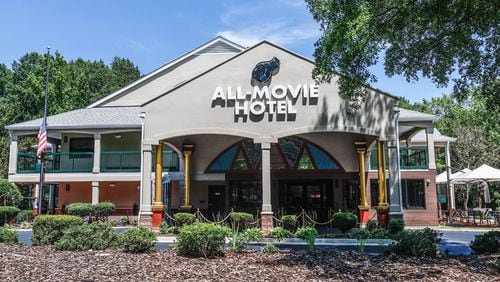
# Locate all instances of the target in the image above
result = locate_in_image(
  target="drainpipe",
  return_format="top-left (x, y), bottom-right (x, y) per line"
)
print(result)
top-left (394, 110), bottom-right (405, 217)
top-left (138, 112), bottom-right (146, 226)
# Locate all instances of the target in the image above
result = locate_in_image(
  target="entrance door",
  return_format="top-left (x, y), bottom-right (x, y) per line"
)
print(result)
top-left (280, 180), bottom-right (333, 222)
top-left (208, 185), bottom-right (226, 216)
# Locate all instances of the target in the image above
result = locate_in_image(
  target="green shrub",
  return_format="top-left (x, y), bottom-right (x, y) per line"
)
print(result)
top-left (388, 219), bottom-right (405, 234)
top-left (368, 228), bottom-right (390, 239)
top-left (159, 221), bottom-right (168, 234)
top-left (242, 228), bottom-right (263, 241)
top-left (17, 210), bottom-right (35, 223)
top-left (120, 216), bottom-right (129, 226)
top-left (119, 227), bottom-right (157, 253)
top-left (0, 179), bottom-right (22, 206)
top-left (332, 212), bottom-right (357, 234)
top-left (0, 206), bottom-right (20, 226)
top-left (366, 220), bottom-right (378, 231)
top-left (167, 226), bottom-right (180, 234)
top-left (470, 231), bottom-right (500, 255)
top-left (0, 227), bottom-right (19, 244)
top-left (229, 212), bottom-right (253, 231)
top-left (31, 215), bottom-right (84, 246)
top-left (295, 226), bottom-right (318, 253)
top-left (354, 228), bottom-right (370, 254)
top-left (269, 227), bottom-right (293, 241)
top-left (388, 228), bottom-right (441, 257)
top-left (93, 202), bottom-right (115, 221)
top-left (109, 219), bottom-right (119, 227)
top-left (176, 222), bottom-right (230, 258)
top-left (66, 203), bottom-right (93, 219)
top-left (53, 222), bottom-right (119, 251)
top-left (262, 243), bottom-right (278, 254)
top-left (281, 215), bottom-right (298, 232)
top-left (174, 213), bottom-right (196, 227)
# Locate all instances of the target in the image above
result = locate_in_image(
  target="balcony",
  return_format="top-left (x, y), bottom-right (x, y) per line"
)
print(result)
top-left (17, 152), bottom-right (94, 173)
top-left (370, 146), bottom-right (428, 170)
top-left (17, 151), bottom-right (180, 173)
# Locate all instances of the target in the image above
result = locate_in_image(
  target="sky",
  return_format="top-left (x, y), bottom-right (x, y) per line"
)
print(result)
top-left (0, 0), bottom-right (452, 102)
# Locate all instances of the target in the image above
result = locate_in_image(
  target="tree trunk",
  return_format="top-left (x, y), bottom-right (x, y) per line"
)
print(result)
top-left (464, 184), bottom-right (470, 210)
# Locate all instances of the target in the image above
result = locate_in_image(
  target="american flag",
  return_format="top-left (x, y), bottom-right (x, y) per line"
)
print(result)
top-left (37, 117), bottom-right (47, 156)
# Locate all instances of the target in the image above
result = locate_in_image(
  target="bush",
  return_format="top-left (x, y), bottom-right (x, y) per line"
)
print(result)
top-left (176, 222), bottom-right (230, 258)
top-left (0, 179), bottom-right (22, 206)
top-left (281, 215), bottom-right (298, 232)
top-left (388, 219), bottom-right (405, 234)
top-left (354, 228), bottom-right (371, 253)
top-left (120, 216), bottom-right (130, 226)
top-left (93, 202), bottom-right (115, 221)
top-left (332, 212), bottom-right (357, 234)
top-left (31, 215), bottom-right (84, 246)
top-left (174, 213), bottom-right (196, 227)
top-left (229, 212), bottom-right (253, 231)
top-left (0, 206), bottom-right (20, 226)
top-left (17, 210), bottom-right (35, 223)
top-left (167, 226), bottom-right (180, 234)
top-left (109, 219), bottom-right (118, 227)
top-left (0, 227), bottom-right (19, 244)
top-left (388, 228), bottom-right (441, 257)
top-left (295, 226), bottom-right (318, 253)
top-left (159, 221), bottom-right (168, 234)
top-left (262, 243), bottom-right (278, 254)
top-left (119, 227), bottom-right (157, 253)
top-left (470, 231), bottom-right (500, 255)
top-left (368, 228), bottom-right (390, 239)
top-left (366, 220), bottom-right (378, 231)
top-left (269, 227), bottom-right (293, 241)
top-left (66, 203), bottom-right (93, 219)
top-left (54, 222), bottom-right (119, 251)
top-left (242, 228), bottom-right (263, 241)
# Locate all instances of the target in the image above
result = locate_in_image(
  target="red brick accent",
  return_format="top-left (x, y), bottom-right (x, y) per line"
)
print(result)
top-left (359, 209), bottom-right (370, 224)
top-left (152, 210), bottom-right (163, 228)
top-left (261, 212), bottom-right (273, 235)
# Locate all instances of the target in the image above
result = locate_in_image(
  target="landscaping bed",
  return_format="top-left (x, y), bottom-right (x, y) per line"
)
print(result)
top-left (0, 243), bottom-right (498, 281)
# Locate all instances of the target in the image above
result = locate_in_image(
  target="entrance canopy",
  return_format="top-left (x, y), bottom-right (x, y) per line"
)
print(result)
top-left (453, 164), bottom-right (500, 183)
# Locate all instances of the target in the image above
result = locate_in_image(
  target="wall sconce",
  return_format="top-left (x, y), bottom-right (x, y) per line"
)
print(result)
top-left (65, 184), bottom-right (70, 191)
top-left (426, 179), bottom-right (431, 186)
top-left (63, 136), bottom-right (68, 143)
top-left (109, 183), bottom-right (116, 188)
top-left (114, 134), bottom-right (122, 139)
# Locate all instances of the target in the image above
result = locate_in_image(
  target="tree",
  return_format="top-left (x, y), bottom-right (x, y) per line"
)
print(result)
top-left (0, 179), bottom-right (22, 206)
top-left (111, 57), bottom-right (141, 88)
top-left (306, 0), bottom-right (499, 108)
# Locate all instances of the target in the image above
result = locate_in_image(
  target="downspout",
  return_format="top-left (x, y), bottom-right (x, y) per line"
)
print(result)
top-left (138, 112), bottom-right (146, 226)
top-left (394, 110), bottom-right (405, 217)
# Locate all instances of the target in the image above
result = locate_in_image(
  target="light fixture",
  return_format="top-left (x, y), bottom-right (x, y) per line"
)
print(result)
top-left (114, 134), bottom-right (122, 139)
top-left (63, 136), bottom-right (68, 143)
top-left (109, 183), bottom-right (116, 188)
top-left (426, 179), bottom-right (431, 186)
top-left (65, 184), bottom-right (70, 191)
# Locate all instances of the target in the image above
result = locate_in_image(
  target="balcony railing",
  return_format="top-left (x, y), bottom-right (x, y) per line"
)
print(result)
top-left (17, 152), bottom-right (94, 173)
top-left (370, 146), bottom-right (428, 170)
top-left (17, 150), bottom-right (180, 174)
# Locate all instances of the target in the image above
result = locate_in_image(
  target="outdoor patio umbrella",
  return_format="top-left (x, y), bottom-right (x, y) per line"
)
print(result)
top-left (435, 168), bottom-right (471, 184)
top-left (453, 164), bottom-right (500, 183)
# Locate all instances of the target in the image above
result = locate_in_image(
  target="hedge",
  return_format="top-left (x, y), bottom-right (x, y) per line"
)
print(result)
top-left (174, 213), bottom-right (196, 227)
top-left (332, 212), bottom-right (357, 234)
top-left (31, 215), bottom-right (84, 246)
top-left (119, 227), bottom-right (157, 253)
top-left (176, 222), bottom-right (230, 258)
top-left (0, 227), bottom-right (19, 244)
top-left (0, 206), bottom-right (20, 226)
top-left (54, 222), bottom-right (119, 251)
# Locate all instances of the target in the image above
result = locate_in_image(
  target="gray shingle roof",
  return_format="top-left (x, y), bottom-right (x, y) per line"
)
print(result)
top-left (397, 108), bottom-right (438, 122)
top-left (5, 107), bottom-right (142, 131)
top-left (410, 128), bottom-right (457, 143)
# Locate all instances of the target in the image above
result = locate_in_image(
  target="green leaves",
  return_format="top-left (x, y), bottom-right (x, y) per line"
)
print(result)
top-left (306, 0), bottom-right (499, 108)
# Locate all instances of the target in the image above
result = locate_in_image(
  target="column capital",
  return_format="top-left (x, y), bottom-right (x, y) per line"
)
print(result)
top-left (94, 133), bottom-right (101, 140)
top-left (354, 141), bottom-right (367, 154)
top-left (10, 134), bottom-right (18, 142)
top-left (260, 142), bottom-right (271, 150)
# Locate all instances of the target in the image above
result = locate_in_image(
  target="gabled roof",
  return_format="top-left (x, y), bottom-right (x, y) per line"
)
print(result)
top-left (397, 108), bottom-right (438, 122)
top-left (409, 128), bottom-right (457, 143)
top-left (87, 36), bottom-right (245, 108)
top-left (5, 107), bottom-right (142, 131)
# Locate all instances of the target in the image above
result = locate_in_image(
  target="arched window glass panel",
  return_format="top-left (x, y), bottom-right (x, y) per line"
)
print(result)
top-left (208, 145), bottom-right (238, 171)
top-left (242, 140), bottom-right (261, 169)
top-left (279, 137), bottom-right (303, 168)
top-left (270, 143), bottom-right (287, 169)
top-left (307, 144), bottom-right (339, 169)
top-left (297, 149), bottom-right (314, 170)
top-left (233, 147), bottom-right (250, 170)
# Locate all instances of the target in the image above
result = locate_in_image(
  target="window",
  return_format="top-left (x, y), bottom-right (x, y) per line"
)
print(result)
top-left (229, 180), bottom-right (262, 214)
top-left (370, 179), bottom-right (390, 208)
top-left (69, 138), bottom-right (93, 152)
top-left (342, 180), bottom-right (359, 211)
top-left (402, 179), bottom-right (426, 209)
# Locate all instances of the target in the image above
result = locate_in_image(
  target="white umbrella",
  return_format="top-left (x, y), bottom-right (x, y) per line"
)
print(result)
top-left (436, 168), bottom-right (471, 184)
top-left (453, 164), bottom-right (500, 183)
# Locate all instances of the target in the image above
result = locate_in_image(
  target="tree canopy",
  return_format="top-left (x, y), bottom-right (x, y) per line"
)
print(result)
top-left (306, 0), bottom-right (499, 108)
top-left (0, 52), bottom-right (141, 177)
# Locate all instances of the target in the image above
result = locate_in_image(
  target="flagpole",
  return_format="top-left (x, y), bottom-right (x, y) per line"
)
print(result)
top-left (37, 46), bottom-right (50, 215)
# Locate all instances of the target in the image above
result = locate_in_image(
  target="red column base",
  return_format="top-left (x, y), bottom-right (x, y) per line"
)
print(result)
top-left (152, 210), bottom-right (163, 228)
top-left (359, 209), bottom-right (370, 225)
top-left (261, 212), bottom-right (273, 236)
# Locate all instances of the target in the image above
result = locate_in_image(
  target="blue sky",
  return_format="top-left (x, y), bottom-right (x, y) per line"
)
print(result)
top-left (0, 0), bottom-right (452, 102)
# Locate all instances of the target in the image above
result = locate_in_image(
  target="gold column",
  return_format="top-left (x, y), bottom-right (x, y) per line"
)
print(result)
top-left (355, 142), bottom-right (369, 210)
top-left (152, 143), bottom-right (163, 211)
top-left (376, 140), bottom-right (389, 210)
top-left (181, 144), bottom-right (194, 210)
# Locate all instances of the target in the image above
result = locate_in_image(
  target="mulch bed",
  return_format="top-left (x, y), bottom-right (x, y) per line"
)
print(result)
top-left (0, 244), bottom-right (498, 281)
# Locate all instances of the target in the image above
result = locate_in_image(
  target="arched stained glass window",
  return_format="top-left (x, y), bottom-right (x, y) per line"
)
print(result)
top-left (206, 137), bottom-right (342, 172)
